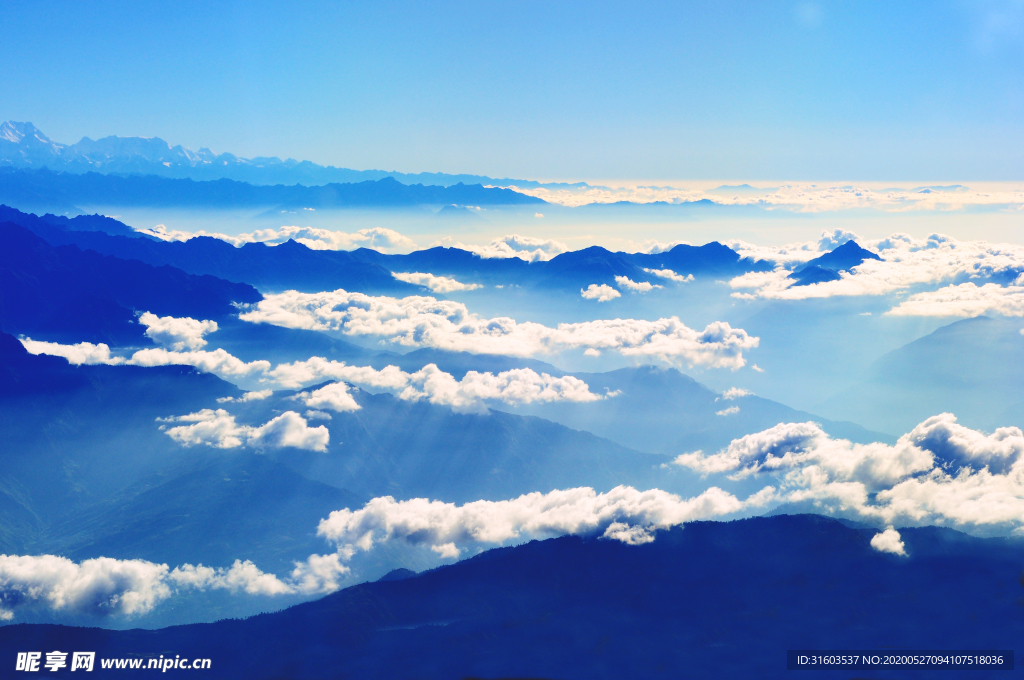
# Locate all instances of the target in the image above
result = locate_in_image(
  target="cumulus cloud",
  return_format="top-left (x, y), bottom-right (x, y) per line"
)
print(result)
top-left (443, 234), bottom-right (569, 262)
top-left (297, 382), bottom-right (361, 413)
top-left (671, 414), bottom-right (1024, 533)
top-left (158, 410), bottom-right (329, 451)
top-left (644, 268), bottom-right (694, 283)
top-left (870, 527), bottom-right (907, 555)
top-left (391, 272), bottom-right (482, 293)
top-left (614, 276), bottom-right (662, 293)
top-left (139, 225), bottom-right (417, 253)
top-left (0, 553), bottom-right (347, 620)
top-left (0, 555), bottom-right (170, 620)
top-left (277, 362), bottom-right (610, 414)
top-left (885, 282), bottom-right (1024, 317)
top-left (729, 232), bottom-right (1024, 304)
top-left (317, 485), bottom-right (775, 559)
top-left (239, 289), bottom-right (759, 369)
top-left (138, 312), bottom-right (218, 351)
top-left (581, 284), bottom-right (621, 302)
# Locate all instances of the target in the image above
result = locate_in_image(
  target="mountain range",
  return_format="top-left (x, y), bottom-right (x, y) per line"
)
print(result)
top-left (2, 514), bottom-right (1019, 678)
top-left (0, 121), bottom-right (577, 189)
top-left (0, 205), bottom-right (770, 294)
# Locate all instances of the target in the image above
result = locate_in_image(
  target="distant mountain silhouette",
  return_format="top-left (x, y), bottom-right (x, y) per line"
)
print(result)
top-left (355, 241), bottom-right (772, 289)
top-left (0, 168), bottom-right (543, 214)
top-left (790, 240), bottom-right (881, 286)
top-left (0, 221), bottom-right (260, 343)
top-left (815, 315), bottom-right (1024, 434)
top-left (507, 365), bottom-right (893, 454)
top-left (3, 514), bottom-right (1020, 678)
top-left (0, 120), bottom-right (585, 189)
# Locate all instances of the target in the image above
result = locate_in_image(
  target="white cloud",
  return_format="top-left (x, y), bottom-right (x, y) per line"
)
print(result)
top-left (392, 272), bottom-right (482, 293)
top-left (614, 276), bottom-right (662, 293)
top-left (644, 268), bottom-right (694, 283)
top-left (18, 339), bottom-right (125, 365)
top-left (721, 387), bottom-right (752, 400)
top-left (18, 336), bottom-right (614, 412)
top-left (885, 282), bottom-right (1024, 317)
top-left (217, 390), bottom-right (273, 403)
top-left (158, 409), bottom-right (329, 451)
top-left (506, 182), bottom-right (1024, 213)
top-left (0, 555), bottom-right (170, 619)
top-left (0, 552), bottom-right (348, 620)
top-left (729, 232), bottom-right (1024, 303)
top-left (168, 560), bottom-right (292, 596)
top-left (870, 527), bottom-right (907, 555)
top-left (128, 348), bottom-right (271, 379)
top-left (138, 312), bottom-right (218, 351)
top-left (317, 485), bottom-right (775, 559)
top-left (20, 336), bottom-right (270, 381)
top-left (581, 284), bottom-right (621, 302)
top-left (298, 382), bottom-right (361, 413)
top-left (671, 414), bottom-right (1024, 533)
top-left (442, 234), bottom-right (568, 262)
top-left (239, 290), bottom-right (760, 369)
top-left (139, 225), bottom-right (417, 253)
top-left (277, 363), bottom-right (610, 415)
top-left (716, 406), bottom-right (740, 416)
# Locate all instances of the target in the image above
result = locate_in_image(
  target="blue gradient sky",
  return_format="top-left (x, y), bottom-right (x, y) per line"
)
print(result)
top-left (2, 0), bottom-right (1022, 179)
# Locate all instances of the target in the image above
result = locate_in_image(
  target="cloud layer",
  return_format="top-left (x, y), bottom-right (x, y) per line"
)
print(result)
top-left (317, 484), bottom-right (776, 559)
top-left (239, 290), bottom-right (759, 368)
top-left (278, 362), bottom-right (610, 414)
top-left (0, 554), bottom-right (345, 620)
top-left (672, 414), bottom-right (1024, 533)
top-left (728, 231), bottom-right (1024, 314)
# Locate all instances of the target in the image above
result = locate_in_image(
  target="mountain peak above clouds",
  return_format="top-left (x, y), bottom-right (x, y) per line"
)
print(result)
top-left (790, 240), bottom-right (881, 286)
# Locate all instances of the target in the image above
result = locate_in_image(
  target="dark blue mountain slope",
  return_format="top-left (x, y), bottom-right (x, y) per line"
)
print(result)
top-left (4, 515), bottom-right (1020, 679)
top-left (0, 204), bottom-right (141, 237)
top-left (0, 168), bottom-right (544, 210)
top-left (0, 221), bottom-right (260, 343)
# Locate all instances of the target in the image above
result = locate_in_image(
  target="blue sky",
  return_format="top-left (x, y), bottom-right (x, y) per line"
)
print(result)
top-left (2, 0), bottom-right (1023, 179)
